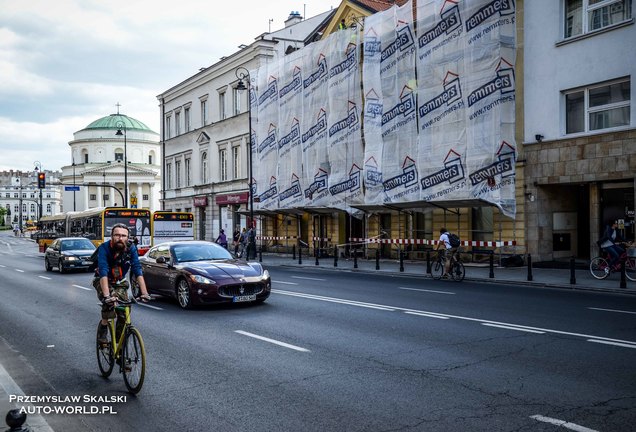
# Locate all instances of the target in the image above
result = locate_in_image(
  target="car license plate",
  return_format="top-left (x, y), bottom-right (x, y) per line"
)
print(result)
top-left (81, 260), bottom-right (91, 265)
top-left (233, 294), bottom-right (256, 302)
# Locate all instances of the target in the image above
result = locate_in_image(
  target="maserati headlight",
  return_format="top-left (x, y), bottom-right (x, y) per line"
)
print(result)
top-left (64, 256), bottom-right (78, 261)
top-left (189, 274), bottom-right (216, 284)
top-left (261, 269), bottom-right (270, 281)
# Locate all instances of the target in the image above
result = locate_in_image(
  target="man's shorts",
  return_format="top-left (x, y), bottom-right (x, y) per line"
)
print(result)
top-left (93, 278), bottom-right (130, 320)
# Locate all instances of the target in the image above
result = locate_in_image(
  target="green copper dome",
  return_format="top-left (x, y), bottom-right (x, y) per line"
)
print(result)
top-left (80, 114), bottom-right (157, 134)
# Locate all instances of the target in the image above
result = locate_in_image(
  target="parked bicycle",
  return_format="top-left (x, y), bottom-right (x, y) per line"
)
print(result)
top-left (589, 242), bottom-right (635, 281)
top-left (432, 249), bottom-right (465, 282)
top-left (96, 297), bottom-right (146, 394)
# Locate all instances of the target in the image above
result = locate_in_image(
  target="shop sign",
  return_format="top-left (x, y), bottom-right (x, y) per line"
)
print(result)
top-left (193, 196), bottom-right (208, 207)
top-left (215, 192), bottom-right (249, 205)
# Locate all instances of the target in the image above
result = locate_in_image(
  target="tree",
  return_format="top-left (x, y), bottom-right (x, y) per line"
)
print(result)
top-left (0, 206), bottom-right (6, 226)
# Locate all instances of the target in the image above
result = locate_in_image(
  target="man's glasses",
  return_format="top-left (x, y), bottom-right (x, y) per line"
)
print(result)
top-left (112, 233), bottom-right (128, 238)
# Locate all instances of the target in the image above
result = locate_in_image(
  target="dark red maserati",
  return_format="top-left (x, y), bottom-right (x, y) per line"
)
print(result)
top-left (138, 241), bottom-right (271, 309)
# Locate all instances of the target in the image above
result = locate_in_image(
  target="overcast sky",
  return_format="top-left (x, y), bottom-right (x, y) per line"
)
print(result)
top-left (0, 0), bottom-right (339, 172)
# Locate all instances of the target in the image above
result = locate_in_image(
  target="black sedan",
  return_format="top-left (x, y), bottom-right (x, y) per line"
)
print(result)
top-left (44, 237), bottom-right (96, 273)
top-left (138, 241), bottom-right (271, 309)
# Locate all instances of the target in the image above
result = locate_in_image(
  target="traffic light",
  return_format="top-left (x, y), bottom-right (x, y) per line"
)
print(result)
top-left (37, 172), bottom-right (46, 189)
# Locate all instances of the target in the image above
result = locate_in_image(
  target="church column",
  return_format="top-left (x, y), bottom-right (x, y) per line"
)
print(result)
top-left (83, 183), bottom-right (90, 209)
top-left (136, 183), bottom-right (142, 209)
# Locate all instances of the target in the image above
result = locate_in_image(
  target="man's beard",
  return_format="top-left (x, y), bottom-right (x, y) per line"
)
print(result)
top-left (113, 240), bottom-right (126, 251)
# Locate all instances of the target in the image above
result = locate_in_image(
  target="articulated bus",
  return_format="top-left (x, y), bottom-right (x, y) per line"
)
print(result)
top-left (152, 211), bottom-right (194, 245)
top-left (37, 207), bottom-right (152, 254)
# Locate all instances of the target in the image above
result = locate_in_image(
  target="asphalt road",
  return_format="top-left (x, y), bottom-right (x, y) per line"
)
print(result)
top-left (1, 231), bottom-right (635, 431)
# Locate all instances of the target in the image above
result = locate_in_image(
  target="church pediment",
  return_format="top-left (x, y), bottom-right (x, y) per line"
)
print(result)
top-left (197, 131), bottom-right (210, 144)
top-left (83, 162), bottom-right (158, 176)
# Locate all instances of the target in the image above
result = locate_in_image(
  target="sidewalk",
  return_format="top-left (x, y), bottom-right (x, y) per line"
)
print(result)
top-left (257, 252), bottom-right (636, 295)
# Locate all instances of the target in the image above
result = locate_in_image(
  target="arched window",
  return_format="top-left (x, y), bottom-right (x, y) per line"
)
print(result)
top-left (201, 152), bottom-right (208, 183)
top-left (115, 148), bottom-right (124, 161)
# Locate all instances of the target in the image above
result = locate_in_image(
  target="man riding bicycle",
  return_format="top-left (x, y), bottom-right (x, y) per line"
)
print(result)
top-left (436, 227), bottom-right (458, 279)
top-left (598, 220), bottom-right (626, 270)
top-left (93, 223), bottom-right (150, 344)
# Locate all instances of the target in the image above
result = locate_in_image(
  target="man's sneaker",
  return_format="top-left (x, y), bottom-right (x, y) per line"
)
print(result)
top-left (97, 325), bottom-right (109, 344)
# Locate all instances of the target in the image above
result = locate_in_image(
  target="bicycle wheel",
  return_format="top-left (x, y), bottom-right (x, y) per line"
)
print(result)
top-left (96, 322), bottom-right (114, 377)
top-left (589, 257), bottom-right (610, 280)
top-left (431, 260), bottom-right (444, 280)
top-left (451, 261), bottom-right (465, 282)
top-left (625, 257), bottom-right (636, 282)
top-left (122, 327), bottom-right (146, 394)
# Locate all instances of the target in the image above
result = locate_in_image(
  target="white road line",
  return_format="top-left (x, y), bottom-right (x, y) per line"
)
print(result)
top-left (587, 339), bottom-right (636, 349)
top-left (530, 414), bottom-right (598, 432)
top-left (404, 311), bottom-right (450, 319)
top-left (72, 284), bottom-right (92, 291)
top-left (482, 323), bottom-right (545, 334)
top-left (399, 287), bottom-right (455, 295)
top-left (273, 280), bottom-right (299, 285)
top-left (291, 276), bottom-right (326, 281)
top-left (0, 264), bottom-right (5, 267)
top-left (38, 276), bottom-right (52, 280)
top-left (138, 303), bottom-right (164, 311)
top-left (273, 289), bottom-right (395, 311)
top-left (15, 269), bottom-right (24, 273)
top-left (235, 330), bottom-right (310, 352)
top-left (588, 307), bottom-right (636, 315)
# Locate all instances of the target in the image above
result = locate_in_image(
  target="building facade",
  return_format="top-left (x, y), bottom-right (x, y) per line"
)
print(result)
top-left (0, 170), bottom-right (62, 227)
top-left (60, 113), bottom-right (162, 212)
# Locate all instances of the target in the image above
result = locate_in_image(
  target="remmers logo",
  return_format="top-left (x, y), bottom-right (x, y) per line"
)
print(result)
top-left (419, 71), bottom-right (462, 118)
top-left (329, 102), bottom-right (359, 137)
top-left (469, 141), bottom-right (516, 186)
top-left (381, 21), bottom-right (414, 63)
top-left (304, 168), bottom-right (328, 199)
top-left (329, 164), bottom-right (362, 196)
top-left (465, 0), bottom-right (515, 32)
top-left (330, 43), bottom-right (357, 78)
top-left (278, 174), bottom-right (303, 203)
top-left (364, 89), bottom-right (383, 119)
top-left (364, 28), bottom-right (381, 57)
top-left (420, 149), bottom-right (465, 190)
top-left (382, 86), bottom-right (415, 125)
top-left (419, 1), bottom-right (462, 48)
top-left (364, 156), bottom-right (382, 186)
top-left (303, 54), bottom-right (328, 88)
top-left (258, 123), bottom-right (277, 154)
top-left (467, 58), bottom-right (514, 107)
top-left (279, 66), bottom-right (302, 99)
top-left (278, 118), bottom-right (300, 150)
top-left (383, 157), bottom-right (418, 191)
top-left (302, 109), bottom-right (327, 143)
top-left (258, 176), bottom-right (278, 203)
top-left (258, 76), bottom-right (278, 106)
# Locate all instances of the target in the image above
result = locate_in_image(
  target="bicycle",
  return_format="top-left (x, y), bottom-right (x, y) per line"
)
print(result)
top-left (96, 297), bottom-right (146, 394)
top-left (589, 244), bottom-right (636, 281)
top-left (432, 249), bottom-right (465, 282)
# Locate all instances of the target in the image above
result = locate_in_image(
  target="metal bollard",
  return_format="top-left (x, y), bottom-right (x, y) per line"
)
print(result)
top-left (527, 254), bottom-right (533, 281)
top-left (298, 245), bottom-right (302, 265)
top-left (354, 252), bottom-right (358, 269)
top-left (334, 246), bottom-right (338, 267)
top-left (5, 408), bottom-right (30, 431)
top-left (489, 252), bottom-right (494, 278)
top-left (259, 248), bottom-right (262, 263)
top-left (399, 251), bottom-right (404, 272)
top-left (570, 256), bottom-right (576, 285)
top-left (426, 250), bottom-right (431, 274)
top-left (620, 259), bottom-right (627, 288)
top-left (292, 244), bottom-right (296, 260)
top-left (376, 249), bottom-right (380, 270)
top-left (315, 248), bottom-right (319, 266)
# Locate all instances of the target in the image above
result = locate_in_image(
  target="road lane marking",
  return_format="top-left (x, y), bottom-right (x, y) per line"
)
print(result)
top-left (291, 276), bottom-right (326, 281)
top-left (587, 339), bottom-right (636, 349)
top-left (235, 330), bottom-right (310, 352)
top-left (138, 303), bottom-right (164, 310)
top-left (38, 276), bottom-right (52, 280)
top-left (0, 264), bottom-right (5, 267)
top-left (399, 287), bottom-right (455, 295)
top-left (72, 284), bottom-right (92, 291)
top-left (482, 323), bottom-right (545, 334)
top-left (272, 289), bottom-right (636, 348)
top-left (530, 414), bottom-right (598, 432)
top-left (273, 280), bottom-right (299, 285)
top-left (15, 269), bottom-right (24, 272)
top-left (588, 307), bottom-right (636, 315)
top-left (404, 311), bottom-right (449, 319)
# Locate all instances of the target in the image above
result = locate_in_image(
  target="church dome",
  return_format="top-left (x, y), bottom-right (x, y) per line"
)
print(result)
top-left (79, 114), bottom-right (157, 135)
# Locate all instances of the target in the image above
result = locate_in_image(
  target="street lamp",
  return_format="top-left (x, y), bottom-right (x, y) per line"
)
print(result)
top-left (33, 161), bottom-right (42, 222)
top-left (72, 158), bottom-right (76, 211)
top-left (115, 120), bottom-right (128, 208)
top-left (235, 66), bottom-right (254, 258)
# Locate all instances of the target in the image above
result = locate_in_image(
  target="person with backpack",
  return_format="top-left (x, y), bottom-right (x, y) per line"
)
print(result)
top-left (436, 227), bottom-right (459, 279)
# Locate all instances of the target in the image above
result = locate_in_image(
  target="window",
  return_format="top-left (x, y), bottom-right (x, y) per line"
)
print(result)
top-left (185, 158), bottom-right (191, 186)
top-left (143, 194), bottom-right (149, 200)
top-left (201, 152), bottom-right (208, 183)
top-left (14, 204), bottom-right (18, 213)
top-left (233, 87), bottom-right (242, 115)
top-left (90, 194), bottom-right (97, 201)
top-left (201, 99), bottom-right (208, 125)
top-left (13, 193), bottom-right (18, 198)
top-left (175, 160), bottom-right (182, 188)
top-left (46, 204), bottom-right (51, 213)
top-left (220, 149), bottom-right (227, 181)
top-left (84, 153), bottom-right (89, 163)
top-left (115, 152), bottom-right (123, 161)
top-left (46, 193), bottom-right (51, 198)
top-left (565, 78), bottom-right (630, 133)
top-left (166, 115), bottom-right (172, 139)
top-left (103, 194), bottom-right (109, 201)
top-left (175, 111), bottom-right (181, 135)
top-left (219, 91), bottom-right (226, 120)
top-left (149, 154), bottom-right (153, 165)
top-left (232, 146), bottom-right (240, 179)
top-left (167, 163), bottom-right (173, 189)
top-left (22, 204), bottom-right (26, 212)
top-left (30, 204), bottom-right (35, 212)
top-left (185, 107), bottom-right (191, 132)
top-left (564, 0), bottom-right (632, 38)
